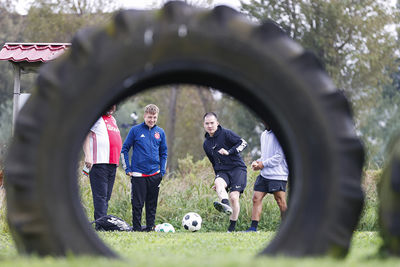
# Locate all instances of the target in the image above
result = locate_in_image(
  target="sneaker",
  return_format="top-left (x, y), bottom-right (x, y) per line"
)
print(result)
top-left (144, 226), bottom-right (155, 232)
top-left (213, 201), bottom-right (233, 215)
top-left (244, 227), bottom-right (257, 232)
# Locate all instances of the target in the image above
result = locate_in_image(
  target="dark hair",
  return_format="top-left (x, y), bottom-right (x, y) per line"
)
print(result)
top-left (203, 112), bottom-right (218, 120)
top-left (102, 104), bottom-right (117, 116)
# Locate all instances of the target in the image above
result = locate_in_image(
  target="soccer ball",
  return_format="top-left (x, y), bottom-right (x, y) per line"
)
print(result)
top-left (182, 212), bottom-right (202, 232)
top-left (155, 223), bottom-right (175, 233)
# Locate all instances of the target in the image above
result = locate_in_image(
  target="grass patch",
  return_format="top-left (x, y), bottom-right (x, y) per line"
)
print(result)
top-left (0, 231), bottom-right (398, 266)
top-left (0, 156), bottom-right (387, 266)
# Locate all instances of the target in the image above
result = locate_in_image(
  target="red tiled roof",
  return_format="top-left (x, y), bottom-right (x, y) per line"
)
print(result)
top-left (0, 43), bottom-right (71, 63)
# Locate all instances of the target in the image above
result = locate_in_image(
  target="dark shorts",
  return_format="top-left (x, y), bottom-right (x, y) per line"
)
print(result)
top-left (254, 175), bottom-right (287, 194)
top-left (215, 167), bottom-right (247, 193)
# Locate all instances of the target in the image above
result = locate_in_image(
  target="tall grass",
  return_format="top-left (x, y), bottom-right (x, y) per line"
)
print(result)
top-left (78, 156), bottom-right (282, 231)
top-left (357, 169), bottom-right (380, 231)
top-left (0, 156), bottom-right (382, 233)
top-left (0, 185), bottom-right (8, 233)
top-left (79, 156), bottom-right (378, 232)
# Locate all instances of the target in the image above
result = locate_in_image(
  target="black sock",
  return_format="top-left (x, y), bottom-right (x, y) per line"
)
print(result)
top-left (228, 220), bottom-right (236, 232)
top-left (251, 220), bottom-right (259, 229)
top-left (221, 198), bottom-right (230, 206)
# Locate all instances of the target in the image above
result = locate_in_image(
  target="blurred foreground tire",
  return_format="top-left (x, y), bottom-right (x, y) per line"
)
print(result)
top-left (4, 1), bottom-right (364, 257)
top-left (379, 134), bottom-right (400, 256)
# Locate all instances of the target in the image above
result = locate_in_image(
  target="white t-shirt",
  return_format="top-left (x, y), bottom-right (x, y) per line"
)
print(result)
top-left (90, 115), bottom-right (122, 165)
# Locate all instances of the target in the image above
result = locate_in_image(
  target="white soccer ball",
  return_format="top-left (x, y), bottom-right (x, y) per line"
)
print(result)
top-left (155, 223), bottom-right (175, 233)
top-left (182, 212), bottom-right (202, 232)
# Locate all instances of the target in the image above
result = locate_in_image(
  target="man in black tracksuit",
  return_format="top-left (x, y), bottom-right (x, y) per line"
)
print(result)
top-left (203, 112), bottom-right (247, 232)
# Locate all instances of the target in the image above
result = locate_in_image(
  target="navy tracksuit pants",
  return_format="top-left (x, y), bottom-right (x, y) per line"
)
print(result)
top-left (89, 164), bottom-right (117, 226)
top-left (131, 173), bottom-right (162, 231)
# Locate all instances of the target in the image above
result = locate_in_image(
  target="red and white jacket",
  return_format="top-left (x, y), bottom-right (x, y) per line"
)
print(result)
top-left (90, 115), bottom-right (122, 165)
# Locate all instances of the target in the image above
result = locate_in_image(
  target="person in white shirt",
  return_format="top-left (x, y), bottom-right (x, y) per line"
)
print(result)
top-left (245, 123), bottom-right (288, 232)
top-left (83, 105), bottom-right (122, 230)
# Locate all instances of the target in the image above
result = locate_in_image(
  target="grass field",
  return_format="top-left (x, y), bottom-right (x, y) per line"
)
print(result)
top-left (0, 231), bottom-right (398, 267)
top-left (0, 157), bottom-right (392, 266)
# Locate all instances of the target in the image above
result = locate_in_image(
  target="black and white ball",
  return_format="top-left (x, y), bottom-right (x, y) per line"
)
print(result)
top-left (182, 212), bottom-right (202, 232)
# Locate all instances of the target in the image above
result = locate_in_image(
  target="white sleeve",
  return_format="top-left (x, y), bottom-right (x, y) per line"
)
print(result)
top-left (90, 117), bottom-right (102, 132)
top-left (262, 145), bottom-right (284, 167)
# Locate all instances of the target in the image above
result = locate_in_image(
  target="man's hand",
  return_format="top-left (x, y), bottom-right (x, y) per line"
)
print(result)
top-left (211, 184), bottom-right (216, 191)
top-left (218, 148), bottom-right (229, 155)
top-left (127, 172), bottom-right (133, 176)
top-left (84, 156), bottom-right (93, 169)
top-left (251, 160), bottom-right (263, 171)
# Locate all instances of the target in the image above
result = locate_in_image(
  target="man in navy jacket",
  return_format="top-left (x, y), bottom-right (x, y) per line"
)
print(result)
top-left (203, 112), bottom-right (247, 232)
top-left (121, 104), bottom-right (167, 231)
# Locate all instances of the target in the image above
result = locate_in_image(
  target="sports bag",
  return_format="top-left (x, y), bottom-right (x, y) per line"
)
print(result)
top-left (91, 215), bottom-right (132, 231)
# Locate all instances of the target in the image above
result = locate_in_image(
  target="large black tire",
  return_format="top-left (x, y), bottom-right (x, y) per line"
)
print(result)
top-left (378, 134), bottom-right (400, 256)
top-left (5, 1), bottom-right (364, 257)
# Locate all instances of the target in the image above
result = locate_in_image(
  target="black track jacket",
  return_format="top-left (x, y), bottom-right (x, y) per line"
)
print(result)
top-left (203, 125), bottom-right (247, 173)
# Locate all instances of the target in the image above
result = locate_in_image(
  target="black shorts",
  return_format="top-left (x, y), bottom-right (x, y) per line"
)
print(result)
top-left (215, 167), bottom-right (247, 193)
top-left (254, 175), bottom-right (287, 193)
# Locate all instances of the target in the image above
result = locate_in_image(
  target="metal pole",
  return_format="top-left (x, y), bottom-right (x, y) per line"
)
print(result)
top-left (12, 63), bottom-right (21, 134)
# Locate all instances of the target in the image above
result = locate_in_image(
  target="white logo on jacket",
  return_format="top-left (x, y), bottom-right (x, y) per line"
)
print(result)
top-left (106, 124), bottom-right (119, 132)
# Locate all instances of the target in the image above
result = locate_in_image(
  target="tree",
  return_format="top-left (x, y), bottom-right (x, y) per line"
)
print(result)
top-left (23, 0), bottom-right (119, 42)
top-left (360, 63), bottom-right (400, 167)
top-left (0, 0), bottom-right (121, 163)
top-left (0, 2), bottom-right (27, 163)
top-left (114, 84), bottom-right (262, 175)
top-left (166, 85), bottom-right (179, 172)
top-left (240, 0), bottom-right (399, 122)
top-left (240, 0), bottom-right (400, 167)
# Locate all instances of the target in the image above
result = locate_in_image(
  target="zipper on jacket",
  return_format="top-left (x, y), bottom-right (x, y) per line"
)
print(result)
top-left (211, 139), bottom-right (221, 164)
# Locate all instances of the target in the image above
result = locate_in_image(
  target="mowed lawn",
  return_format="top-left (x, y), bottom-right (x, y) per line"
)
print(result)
top-left (0, 231), bottom-right (399, 267)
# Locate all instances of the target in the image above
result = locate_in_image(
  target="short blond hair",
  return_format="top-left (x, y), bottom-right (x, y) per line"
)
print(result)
top-left (144, 104), bottom-right (159, 114)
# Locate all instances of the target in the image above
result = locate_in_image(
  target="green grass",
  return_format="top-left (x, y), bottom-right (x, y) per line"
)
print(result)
top-left (0, 231), bottom-right (398, 266)
top-left (0, 157), bottom-right (389, 266)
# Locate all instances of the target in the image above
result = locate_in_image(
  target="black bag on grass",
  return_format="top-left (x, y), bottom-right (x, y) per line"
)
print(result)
top-left (91, 215), bottom-right (132, 231)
